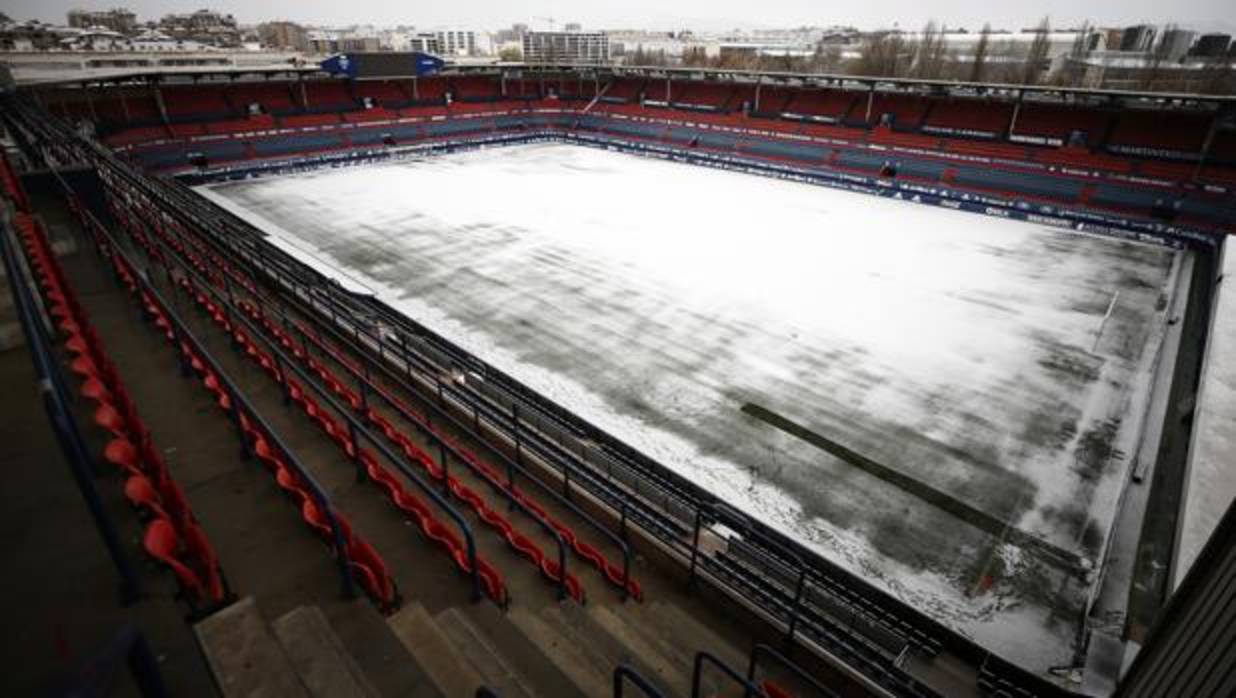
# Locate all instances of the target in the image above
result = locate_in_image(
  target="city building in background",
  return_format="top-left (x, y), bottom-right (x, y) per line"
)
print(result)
top-left (66, 8), bottom-right (137, 34)
top-left (523, 30), bottom-right (609, 63)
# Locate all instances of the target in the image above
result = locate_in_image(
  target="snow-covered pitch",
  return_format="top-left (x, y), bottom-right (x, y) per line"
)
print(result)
top-left (197, 142), bottom-right (1181, 672)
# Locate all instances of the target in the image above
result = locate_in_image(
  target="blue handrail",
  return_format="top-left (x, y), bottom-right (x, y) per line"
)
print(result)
top-left (691, 651), bottom-right (767, 698)
top-left (612, 665), bottom-right (665, 698)
top-left (746, 643), bottom-right (841, 698)
top-left (0, 208), bottom-right (142, 605)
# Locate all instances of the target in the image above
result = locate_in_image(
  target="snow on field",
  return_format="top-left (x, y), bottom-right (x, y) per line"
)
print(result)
top-left (196, 142), bottom-right (1179, 672)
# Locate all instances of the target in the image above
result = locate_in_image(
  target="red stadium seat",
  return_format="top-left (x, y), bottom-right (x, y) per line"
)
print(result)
top-left (124, 474), bottom-right (169, 520)
top-left (143, 519), bottom-right (206, 601)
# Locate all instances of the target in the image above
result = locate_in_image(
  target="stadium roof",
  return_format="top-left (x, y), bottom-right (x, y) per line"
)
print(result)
top-left (11, 58), bottom-right (1236, 107)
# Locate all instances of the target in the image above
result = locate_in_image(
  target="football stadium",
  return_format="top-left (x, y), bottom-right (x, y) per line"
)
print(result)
top-left (1, 56), bottom-right (1234, 697)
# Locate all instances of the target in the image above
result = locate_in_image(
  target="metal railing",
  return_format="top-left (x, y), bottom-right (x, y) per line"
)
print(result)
top-left (1, 204), bottom-right (142, 605)
top-left (612, 665), bottom-right (665, 698)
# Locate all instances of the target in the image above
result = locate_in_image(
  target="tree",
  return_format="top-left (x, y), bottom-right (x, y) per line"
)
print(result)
top-left (969, 23), bottom-right (991, 83)
top-left (852, 31), bottom-right (908, 78)
top-left (498, 46), bottom-right (522, 62)
top-left (1021, 16), bottom-right (1051, 85)
top-left (912, 21), bottom-right (950, 79)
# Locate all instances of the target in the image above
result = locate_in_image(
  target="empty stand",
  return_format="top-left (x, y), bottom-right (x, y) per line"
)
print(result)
top-left (452, 76), bottom-right (502, 102)
top-left (162, 84), bottom-right (236, 123)
top-left (1012, 103), bottom-right (1112, 145)
top-left (670, 82), bottom-right (734, 111)
top-left (227, 82), bottom-right (298, 115)
top-left (784, 89), bottom-right (859, 122)
top-left (752, 86), bottom-right (795, 116)
top-left (304, 80), bottom-right (358, 113)
top-left (604, 78), bottom-right (644, 103)
top-left (862, 92), bottom-right (930, 129)
top-left (1108, 109), bottom-right (1211, 155)
top-left (351, 80), bottom-right (410, 108)
top-left (924, 99), bottom-right (1012, 136)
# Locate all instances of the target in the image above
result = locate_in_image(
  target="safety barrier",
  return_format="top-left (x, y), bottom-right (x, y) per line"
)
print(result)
top-left (747, 643), bottom-right (841, 698)
top-left (612, 665), bottom-right (665, 698)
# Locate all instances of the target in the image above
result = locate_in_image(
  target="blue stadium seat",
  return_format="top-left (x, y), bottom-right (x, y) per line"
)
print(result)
top-left (251, 134), bottom-right (342, 157)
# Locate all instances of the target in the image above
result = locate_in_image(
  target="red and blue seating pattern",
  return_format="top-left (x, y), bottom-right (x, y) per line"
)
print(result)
top-left (45, 75), bottom-right (1233, 234)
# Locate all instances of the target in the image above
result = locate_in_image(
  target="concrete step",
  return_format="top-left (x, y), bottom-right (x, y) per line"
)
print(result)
top-left (589, 605), bottom-right (691, 695)
top-left (194, 596), bottom-right (309, 698)
top-left (543, 601), bottom-right (676, 696)
top-left (324, 599), bottom-right (445, 698)
top-left (387, 602), bottom-right (483, 698)
top-left (508, 604), bottom-right (610, 698)
top-left (271, 605), bottom-right (380, 698)
top-left (436, 603), bottom-right (590, 698)
top-left (434, 606), bottom-right (538, 698)
top-left (640, 601), bottom-right (748, 687)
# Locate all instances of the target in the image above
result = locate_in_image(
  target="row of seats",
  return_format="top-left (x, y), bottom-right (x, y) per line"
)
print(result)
top-left (107, 189), bottom-right (511, 606)
top-left (66, 80), bottom-right (1229, 160)
top-left (99, 188), bottom-right (401, 612)
top-left (2, 174), bottom-right (226, 610)
top-left (102, 102), bottom-right (1233, 231)
top-left (152, 190), bottom-right (639, 601)
top-left (235, 296), bottom-right (585, 602)
top-left (119, 156), bottom-right (643, 602)
top-left (282, 308), bottom-right (644, 599)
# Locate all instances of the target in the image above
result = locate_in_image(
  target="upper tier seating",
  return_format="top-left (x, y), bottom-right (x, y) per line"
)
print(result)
top-left (162, 85), bottom-right (235, 122)
top-left (671, 82), bottom-right (735, 111)
top-left (303, 81), bottom-right (357, 113)
top-left (784, 90), bottom-right (859, 122)
top-left (409, 77), bottom-right (449, 104)
top-left (227, 83), bottom-right (297, 114)
top-left (1011, 103), bottom-right (1112, 144)
top-left (725, 86), bottom-right (758, 113)
top-left (603, 78), bottom-right (644, 103)
top-left (451, 76), bottom-right (501, 101)
top-left (555, 77), bottom-right (596, 101)
top-left (643, 80), bottom-right (670, 103)
top-left (352, 81), bottom-right (410, 108)
top-left (504, 79), bottom-right (540, 100)
top-left (861, 93), bottom-right (930, 129)
top-left (1108, 110), bottom-right (1211, 154)
top-left (752, 87), bottom-right (795, 116)
top-left (924, 99), bottom-right (1013, 136)
top-left (93, 92), bottom-right (162, 128)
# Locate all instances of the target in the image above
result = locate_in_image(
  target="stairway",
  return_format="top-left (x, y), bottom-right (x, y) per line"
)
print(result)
top-left (196, 597), bottom-right (375, 698)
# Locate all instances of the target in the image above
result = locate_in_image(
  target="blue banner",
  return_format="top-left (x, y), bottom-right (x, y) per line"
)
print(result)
top-left (319, 54), bottom-right (357, 78)
top-left (414, 53), bottom-right (445, 76)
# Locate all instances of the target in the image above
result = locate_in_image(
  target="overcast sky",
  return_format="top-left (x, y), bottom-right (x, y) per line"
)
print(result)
top-left (6, 0), bottom-right (1235, 33)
